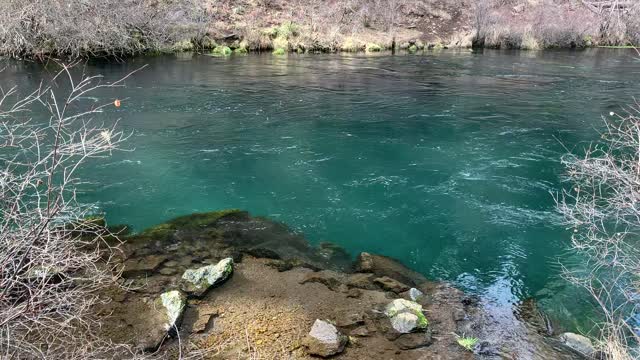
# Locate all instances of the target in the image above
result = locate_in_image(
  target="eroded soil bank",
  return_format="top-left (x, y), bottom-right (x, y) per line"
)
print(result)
top-left (98, 210), bottom-right (593, 359)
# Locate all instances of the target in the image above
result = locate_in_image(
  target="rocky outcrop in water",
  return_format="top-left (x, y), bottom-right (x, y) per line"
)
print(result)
top-left (95, 210), bottom-right (594, 360)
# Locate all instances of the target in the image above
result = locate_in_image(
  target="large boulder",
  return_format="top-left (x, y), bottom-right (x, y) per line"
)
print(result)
top-left (303, 319), bottom-right (348, 357)
top-left (384, 299), bottom-right (428, 334)
top-left (180, 258), bottom-right (233, 297)
top-left (559, 332), bottom-right (595, 357)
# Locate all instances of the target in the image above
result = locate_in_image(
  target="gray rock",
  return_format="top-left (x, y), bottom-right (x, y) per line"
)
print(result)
top-left (180, 258), bottom-right (233, 297)
top-left (559, 332), bottom-right (595, 356)
top-left (159, 290), bottom-right (187, 331)
top-left (408, 287), bottom-right (424, 302)
top-left (384, 299), bottom-right (428, 334)
top-left (303, 319), bottom-right (348, 357)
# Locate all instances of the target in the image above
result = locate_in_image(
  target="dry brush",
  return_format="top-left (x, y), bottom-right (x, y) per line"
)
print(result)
top-left (0, 63), bottom-right (143, 359)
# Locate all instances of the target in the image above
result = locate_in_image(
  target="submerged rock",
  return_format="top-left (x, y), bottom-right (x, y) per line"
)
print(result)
top-left (303, 319), bottom-right (348, 357)
top-left (559, 332), bottom-right (595, 357)
top-left (384, 299), bottom-right (428, 334)
top-left (181, 258), bottom-right (233, 297)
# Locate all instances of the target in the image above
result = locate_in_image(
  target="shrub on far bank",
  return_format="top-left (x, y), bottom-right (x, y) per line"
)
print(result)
top-left (366, 43), bottom-right (383, 52)
top-left (0, 0), bottom-right (210, 58)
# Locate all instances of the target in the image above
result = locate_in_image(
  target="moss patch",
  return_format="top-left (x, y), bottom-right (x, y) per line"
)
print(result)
top-left (366, 43), bottom-right (382, 52)
top-left (416, 311), bottom-right (429, 328)
top-left (211, 45), bottom-right (232, 56)
top-left (130, 209), bottom-right (242, 242)
top-left (273, 48), bottom-right (286, 55)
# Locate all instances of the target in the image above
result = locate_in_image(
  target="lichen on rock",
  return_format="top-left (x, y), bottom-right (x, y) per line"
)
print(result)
top-left (384, 298), bottom-right (428, 333)
top-left (160, 290), bottom-right (186, 331)
top-left (181, 257), bottom-right (233, 297)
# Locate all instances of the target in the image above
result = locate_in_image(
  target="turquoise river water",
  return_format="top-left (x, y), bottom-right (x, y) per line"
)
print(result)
top-left (3, 49), bottom-right (639, 332)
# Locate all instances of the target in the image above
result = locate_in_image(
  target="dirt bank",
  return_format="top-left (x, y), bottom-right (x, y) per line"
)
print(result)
top-left (95, 210), bottom-right (592, 359)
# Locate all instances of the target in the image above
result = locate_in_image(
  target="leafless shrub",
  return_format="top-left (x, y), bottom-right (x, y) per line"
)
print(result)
top-left (0, 62), bottom-right (144, 359)
top-left (0, 0), bottom-right (211, 59)
top-left (474, 0), bottom-right (599, 48)
top-left (556, 105), bottom-right (640, 360)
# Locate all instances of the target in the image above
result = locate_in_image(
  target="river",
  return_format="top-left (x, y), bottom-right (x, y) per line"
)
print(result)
top-left (3, 48), bottom-right (638, 332)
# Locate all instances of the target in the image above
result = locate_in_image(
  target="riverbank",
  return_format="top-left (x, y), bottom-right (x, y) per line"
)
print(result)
top-left (98, 210), bottom-right (595, 359)
top-left (0, 0), bottom-right (637, 59)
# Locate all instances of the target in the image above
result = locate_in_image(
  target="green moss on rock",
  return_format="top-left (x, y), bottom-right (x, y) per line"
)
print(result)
top-left (366, 43), bottom-right (382, 52)
top-left (273, 48), bottom-right (286, 55)
top-left (212, 46), bottom-right (232, 56)
top-left (384, 298), bottom-right (428, 333)
top-left (168, 209), bottom-right (242, 228)
top-left (129, 209), bottom-right (242, 242)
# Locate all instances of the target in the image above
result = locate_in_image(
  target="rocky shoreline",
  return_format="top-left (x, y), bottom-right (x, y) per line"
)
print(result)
top-left (98, 210), bottom-right (596, 359)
